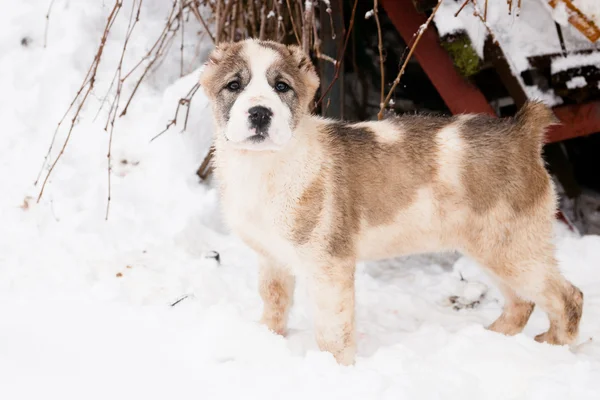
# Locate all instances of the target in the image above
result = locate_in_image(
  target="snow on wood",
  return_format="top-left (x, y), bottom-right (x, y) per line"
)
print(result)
top-left (434, 0), bottom-right (600, 105)
top-left (552, 51), bottom-right (600, 72)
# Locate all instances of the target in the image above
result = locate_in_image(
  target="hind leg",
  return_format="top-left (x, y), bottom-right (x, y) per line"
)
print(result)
top-left (475, 250), bottom-right (583, 345)
top-left (532, 276), bottom-right (583, 345)
top-left (488, 282), bottom-right (535, 336)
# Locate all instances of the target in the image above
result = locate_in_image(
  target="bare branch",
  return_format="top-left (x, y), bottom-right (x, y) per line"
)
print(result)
top-left (314, 0), bottom-right (359, 109)
top-left (37, 0), bottom-right (123, 203)
top-left (454, 0), bottom-right (470, 17)
top-left (150, 82), bottom-right (201, 142)
top-left (43, 0), bottom-right (56, 48)
top-left (190, 1), bottom-right (215, 43)
top-left (302, 1), bottom-right (314, 54)
top-left (378, 0), bottom-right (442, 120)
top-left (259, 4), bottom-right (267, 40)
top-left (285, 0), bottom-right (301, 44)
top-left (180, 0), bottom-right (186, 77)
top-left (373, 0), bottom-right (385, 109)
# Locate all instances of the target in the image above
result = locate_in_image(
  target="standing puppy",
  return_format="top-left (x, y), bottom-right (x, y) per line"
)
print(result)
top-left (199, 39), bottom-right (583, 365)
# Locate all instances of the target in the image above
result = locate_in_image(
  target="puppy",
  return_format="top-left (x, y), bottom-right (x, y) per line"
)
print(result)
top-left (199, 39), bottom-right (583, 365)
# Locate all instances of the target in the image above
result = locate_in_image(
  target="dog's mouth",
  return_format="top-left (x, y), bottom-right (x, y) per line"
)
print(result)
top-left (246, 133), bottom-right (267, 143)
top-left (225, 132), bottom-right (282, 151)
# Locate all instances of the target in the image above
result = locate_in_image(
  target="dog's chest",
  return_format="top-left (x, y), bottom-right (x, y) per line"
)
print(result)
top-left (220, 162), bottom-right (303, 266)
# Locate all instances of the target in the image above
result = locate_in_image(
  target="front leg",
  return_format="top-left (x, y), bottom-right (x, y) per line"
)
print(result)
top-left (309, 259), bottom-right (356, 365)
top-left (258, 256), bottom-right (295, 336)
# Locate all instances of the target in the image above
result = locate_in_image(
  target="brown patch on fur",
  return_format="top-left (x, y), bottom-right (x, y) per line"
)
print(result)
top-left (323, 117), bottom-right (450, 257)
top-left (292, 174), bottom-right (325, 245)
top-left (460, 106), bottom-right (554, 214)
top-left (564, 285), bottom-right (584, 335)
top-left (259, 262), bottom-right (295, 336)
top-left (199, 42), bottom-right (249, 127)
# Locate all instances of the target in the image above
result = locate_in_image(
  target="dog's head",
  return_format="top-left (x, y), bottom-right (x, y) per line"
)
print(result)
top-left (200, 39), bottom-right (320, 151)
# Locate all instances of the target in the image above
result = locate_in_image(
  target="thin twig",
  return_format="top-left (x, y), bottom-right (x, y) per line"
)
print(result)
top-left (37, 0), bottom-right (123, 202)
top-left (302, 0), bottom-right (314, 54)
top-left (180, 0), bottom-right (185, 77)
top-left (215, 0), bottom-right (223, 43)
top-left (373, 0), bottom-right (385, 109)
top-left (190, 1), bottom-right (215, 44)
top-left (248, 0), bottom-right (258, 38)
top-left (455, 0), bottom-right (470, 17)
top-left (472, 0), bottom-right (498, 44)
top-left (43, 0), bottom-right (56, 48)
top-left (105, 0), bottom-right (142, 220)
top-left (259, 4), bottom-right (267, 40)
top-left (314, 0), bottom-right (359, 109)
top-left (285, 0), bottom-right (301, 44)
top-left (378, 0), bottom-right (442, 120)
top-left (150, 82), bottom-right (201, 142)
top-left (484, 0), bottom-right (488, 20)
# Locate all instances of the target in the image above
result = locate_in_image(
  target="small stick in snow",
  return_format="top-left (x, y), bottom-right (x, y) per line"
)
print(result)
top-left (378, 0), bottom-right (442, 120)
top-left (170, 295), bottom-right (189, 307)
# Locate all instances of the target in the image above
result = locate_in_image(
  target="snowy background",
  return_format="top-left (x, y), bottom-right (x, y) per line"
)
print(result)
top-left (1, 1), bottom-right (600, 399)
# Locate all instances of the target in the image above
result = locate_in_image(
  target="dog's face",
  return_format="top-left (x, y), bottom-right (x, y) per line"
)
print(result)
top-left (200, 39), bottom-right (320, 151)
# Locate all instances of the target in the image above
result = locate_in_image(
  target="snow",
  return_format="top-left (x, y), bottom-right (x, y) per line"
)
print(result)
top-left (433, 0), bottom-right (600, 106)
top-left (566, 76), bottom-right (588, 89)
top-left (552, 51), bottom-right (600, 73)
top-left (2, 1), bottom-right (600, 399)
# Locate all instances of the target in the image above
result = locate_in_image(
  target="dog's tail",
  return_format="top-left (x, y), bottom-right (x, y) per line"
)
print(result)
top-left (514, 101), bottom-right (559, 154)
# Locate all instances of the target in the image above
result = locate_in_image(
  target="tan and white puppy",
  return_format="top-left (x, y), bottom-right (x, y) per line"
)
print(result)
top-left (200, 39), bottom-right (583, 365)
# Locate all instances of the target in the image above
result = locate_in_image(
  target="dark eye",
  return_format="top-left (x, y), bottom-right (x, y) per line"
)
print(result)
top-left (274, 81), bottom-right (290, 93)
top-left (226, 80), bottom-right (241, 91)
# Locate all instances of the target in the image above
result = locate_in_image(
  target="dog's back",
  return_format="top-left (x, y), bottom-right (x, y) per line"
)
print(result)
top-left (309, 102), bottom-right (556, 262)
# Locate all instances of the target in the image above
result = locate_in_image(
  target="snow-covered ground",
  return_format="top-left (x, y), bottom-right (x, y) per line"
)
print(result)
top-left (2, 1), bottom-right (600, 399)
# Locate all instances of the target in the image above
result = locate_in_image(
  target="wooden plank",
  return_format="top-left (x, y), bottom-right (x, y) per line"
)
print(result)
top-left (380, 0), bottom-right (496, 116)
top-left (548, 101), bottom-right (600, 143)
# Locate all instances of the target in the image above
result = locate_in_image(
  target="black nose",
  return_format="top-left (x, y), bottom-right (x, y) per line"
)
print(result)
top-left (248, 106), bottom-right (273, 132)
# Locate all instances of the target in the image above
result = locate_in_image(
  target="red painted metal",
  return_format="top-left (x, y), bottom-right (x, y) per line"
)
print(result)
top-left (380, 0), bottom-right (496, 116)
top-left (547, 101), bottom-right (600, 143)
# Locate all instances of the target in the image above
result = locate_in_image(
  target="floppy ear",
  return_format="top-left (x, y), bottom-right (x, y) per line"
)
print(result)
top-left (200, 42), bottom-right (234, 92)
top-left (287, 45), bottom-right (320, 102)
top-left (207, 42), bottom-right (233, 65)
